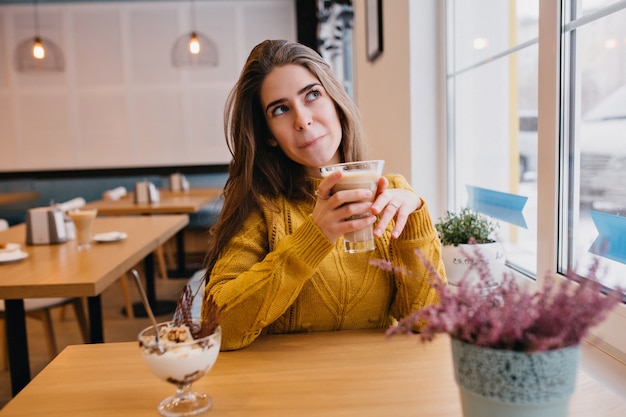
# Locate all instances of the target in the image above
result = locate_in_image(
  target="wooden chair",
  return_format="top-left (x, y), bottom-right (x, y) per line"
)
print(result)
top-left (0, 219), bottom-right (87, 369)
top-left (0, 298), bottom-right (89, 371)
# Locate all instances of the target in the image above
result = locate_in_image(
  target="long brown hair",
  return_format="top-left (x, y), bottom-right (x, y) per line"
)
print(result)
top-left (204, 39), bottom-right (367, 277)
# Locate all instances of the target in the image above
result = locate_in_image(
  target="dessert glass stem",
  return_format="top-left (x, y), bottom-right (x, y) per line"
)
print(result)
top-left (158, 383), bottom-right (212, 417)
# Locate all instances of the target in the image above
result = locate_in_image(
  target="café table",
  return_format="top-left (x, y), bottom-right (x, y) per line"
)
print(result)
top-left (0, 214), bottom-right (188, 396)
top-left (84, 187), bottom-right (222, 318)
top-left (0, 192), bottom-right (38, 206)
top-left (85, 188), bottom-right (221, 215)
top-left (0, 329), bottom-right (623, 416)
top-left (84, 186), bottom-right (222, 277)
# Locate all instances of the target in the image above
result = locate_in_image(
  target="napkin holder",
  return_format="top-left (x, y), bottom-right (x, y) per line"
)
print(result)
top-left (25, 207), bottom-right (68, 245)
top-left (169, 173), bottom-right (190, 192)
top-left (134, 181), bottom-right (160, 204)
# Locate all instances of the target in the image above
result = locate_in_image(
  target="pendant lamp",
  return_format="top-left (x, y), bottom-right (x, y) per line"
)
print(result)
top-left (171, 0), bottom-right (218, 68)
top-left (15, 0), bottom-right (65, 72)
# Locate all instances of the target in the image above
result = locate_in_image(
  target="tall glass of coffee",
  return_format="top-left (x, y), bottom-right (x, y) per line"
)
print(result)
top-left (319, 160), bottom-right (384, 253)
top-left (69, 209), bottom-right (98, 250)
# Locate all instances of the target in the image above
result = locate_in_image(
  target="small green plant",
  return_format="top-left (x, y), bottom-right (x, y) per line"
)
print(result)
top-left (435, 207), bottom-right (499, 246)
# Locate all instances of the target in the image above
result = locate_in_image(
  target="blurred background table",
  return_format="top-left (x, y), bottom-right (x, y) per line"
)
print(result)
top-left (84, 187), bottom-right (222, 277)
top-left (0, 192), bottom-right (38, 206)
top-left (86, 188), bottom-right (220, 215)
top-left (0, 214), bottom-right (188, 396)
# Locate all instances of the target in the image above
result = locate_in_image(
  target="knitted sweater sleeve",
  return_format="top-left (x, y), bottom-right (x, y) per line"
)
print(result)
top-left (204, 206), bottom-right (334, 351)
top-left (384, 175), bottom-right (446, 319)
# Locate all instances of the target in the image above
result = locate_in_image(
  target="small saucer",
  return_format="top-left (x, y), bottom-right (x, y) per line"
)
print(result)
top-left (0, 242), bottom-right (21, 253)
top-left (0, 250), bottom-right (28, 264)
top-left (94, 232), bottom-right (128, 243)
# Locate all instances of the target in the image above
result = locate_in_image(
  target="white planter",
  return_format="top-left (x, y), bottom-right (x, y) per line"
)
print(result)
top-left (441, 242), bottom-right (505, 287)
top-left (451, 338), bottom-right (580, 417)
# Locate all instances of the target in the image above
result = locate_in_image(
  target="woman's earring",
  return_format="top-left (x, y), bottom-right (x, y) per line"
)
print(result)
top-left (267, 137), bottom-right (278, 147)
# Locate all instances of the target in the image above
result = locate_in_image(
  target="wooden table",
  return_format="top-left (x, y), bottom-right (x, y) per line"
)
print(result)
top-left (0, 192), bottom-right (38, 206)
top-left (84, 188), bottom-right (221, 215)
top-left (0, 330), bottom-right (623, 416)
top-left (85, 191), bottom-right (219, 216)
top-left (0, 214), bottom-right (188, 396)
top-left (84, 186), bottom-right (222, 277)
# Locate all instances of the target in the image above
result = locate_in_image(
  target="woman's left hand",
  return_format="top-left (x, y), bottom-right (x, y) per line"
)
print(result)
top-left (370, 177), bottom-right (422, 239)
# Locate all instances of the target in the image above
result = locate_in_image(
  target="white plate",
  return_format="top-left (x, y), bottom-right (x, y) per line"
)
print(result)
top-left (0, 250), bottom-right (28, 264)
top-left (0, 242), bottom-right (21, 253)
top-left (93, 231), bottom-right (128, 243)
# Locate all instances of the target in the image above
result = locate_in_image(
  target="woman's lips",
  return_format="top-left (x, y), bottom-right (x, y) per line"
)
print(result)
top-left (301, 134), bottom-right (324, 148)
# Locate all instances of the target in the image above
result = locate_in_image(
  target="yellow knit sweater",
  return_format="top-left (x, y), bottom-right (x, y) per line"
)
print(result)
top-left (203, 174), bottom-right (445, 350)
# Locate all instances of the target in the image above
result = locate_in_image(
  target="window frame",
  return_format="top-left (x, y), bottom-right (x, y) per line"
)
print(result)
top-left (537, 0), bottom-right (626, 366)
top-left (444, 0), bottom-right (626, 392)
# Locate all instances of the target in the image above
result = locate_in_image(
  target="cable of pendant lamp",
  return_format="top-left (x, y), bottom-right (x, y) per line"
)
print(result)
top-left (15, 0), bottom-right (65, 72)
top-left (171, 0), bottom-right (218, 68)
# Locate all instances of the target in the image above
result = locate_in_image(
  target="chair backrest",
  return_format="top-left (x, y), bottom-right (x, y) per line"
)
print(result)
top-left (0, 297), bottom-right (74, 314)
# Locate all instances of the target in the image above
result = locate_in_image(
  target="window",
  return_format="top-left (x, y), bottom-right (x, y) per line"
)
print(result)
top-left (562, 2), bottom-right (626, 291)
top-left (445, 0), bottom-right (540, 277)
top-left (557, 0), bottom-right (626, 366)
top-left (445, 0), bottom-right (626, 370)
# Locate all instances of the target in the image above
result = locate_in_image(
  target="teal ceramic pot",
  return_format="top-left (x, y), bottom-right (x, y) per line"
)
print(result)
top-left (451, 338), bottom-right (580, 417)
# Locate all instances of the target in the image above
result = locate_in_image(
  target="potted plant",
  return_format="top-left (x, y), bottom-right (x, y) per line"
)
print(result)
top-left (435, 207), bottom-right (504, 288)
top-left (371, 252), bottom-right (624, 417)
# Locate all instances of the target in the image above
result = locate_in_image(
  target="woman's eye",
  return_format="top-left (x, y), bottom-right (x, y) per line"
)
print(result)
top-left (305, 90), bottom-right (321, 102)
top-left (272, 105), bottom-right (289, 116)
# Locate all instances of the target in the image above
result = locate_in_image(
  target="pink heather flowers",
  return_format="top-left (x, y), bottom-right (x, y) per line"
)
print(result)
top-left (372, 248), bottom-right (624, 352)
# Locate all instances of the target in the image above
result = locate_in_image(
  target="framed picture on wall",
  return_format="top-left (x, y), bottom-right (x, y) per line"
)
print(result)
top-left (366, 0), bottom-right (383, 61)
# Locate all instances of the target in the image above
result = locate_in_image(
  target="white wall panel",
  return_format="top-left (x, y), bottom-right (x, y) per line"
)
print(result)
top-left (189, 85), bottom-right (231, 163)
top-left (18, 93), bottom-right (72, 169)
top-left (240, 4), bottom-right (297, 63)
top-left (0, 12), bottom-right (8, 88)
top-left (0, 97), bottom-right (15, 170)
top-left (129, 7), bottom-right (180, 85)
top-left (0, 0), bottom-right (296, 172)
top-left (134, 90), bottom-right (184, 164)
top-left (73, 8), bottom-right (123, 86)
top-left (77, 93), bottom-right (131, 166)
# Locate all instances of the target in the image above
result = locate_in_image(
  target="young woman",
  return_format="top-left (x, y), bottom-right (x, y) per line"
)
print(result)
top-left (202, 39), bottom-right (445, 350)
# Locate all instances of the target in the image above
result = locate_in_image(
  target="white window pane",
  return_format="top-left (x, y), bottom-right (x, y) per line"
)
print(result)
top-left (448, 0), bottom-right (538, 73)
top-left (570, 6), bottom-right (626, 290)
top-left (447, 0), bottom-right (539, 276)
top-left (581, 0), bottom-right (624, 14)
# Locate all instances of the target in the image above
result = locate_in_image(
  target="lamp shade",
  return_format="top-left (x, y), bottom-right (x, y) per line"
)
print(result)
top-left (15, 36), bottom-right (65, 72)
top-left (171, 31), bottom-right (218, 67)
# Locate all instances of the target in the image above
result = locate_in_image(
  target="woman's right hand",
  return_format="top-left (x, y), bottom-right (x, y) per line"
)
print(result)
top-left (311, 171), bottom-right (378, 243)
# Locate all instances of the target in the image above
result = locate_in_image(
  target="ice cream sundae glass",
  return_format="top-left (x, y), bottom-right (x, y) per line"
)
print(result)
top-left (138, 320), bottom-right (222, 417)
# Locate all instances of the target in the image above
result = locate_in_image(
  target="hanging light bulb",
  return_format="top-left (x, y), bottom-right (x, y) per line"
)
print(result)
top-left (15, 0), bottom-right (64, 72)
top-left (171, 0), bottom-right (218, 67)
top-left (188, 32), bottom-right (201, 54)
top-left (32, 37), bottom-right (45, 59)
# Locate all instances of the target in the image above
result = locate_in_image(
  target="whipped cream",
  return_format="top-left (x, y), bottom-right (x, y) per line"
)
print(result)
top-left (139, 324), bottom-right (221, 384)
